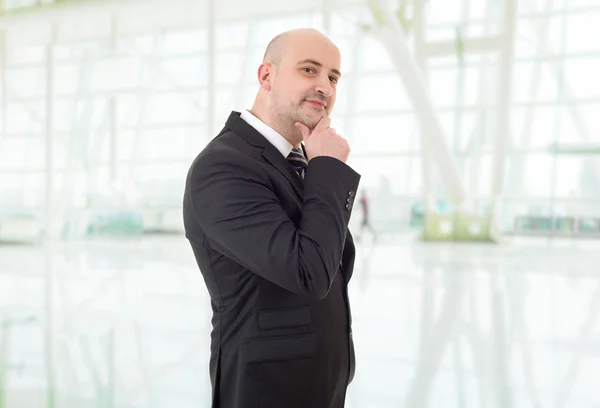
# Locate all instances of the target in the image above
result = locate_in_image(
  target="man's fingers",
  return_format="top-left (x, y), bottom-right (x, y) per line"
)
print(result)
top-left (294, 122), bottom-right (311, 141)
top-left (314, 115), bottom-right (331, 132)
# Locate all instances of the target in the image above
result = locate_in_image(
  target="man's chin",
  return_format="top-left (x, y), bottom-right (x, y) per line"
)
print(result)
top-left (297, 112), bottom-right (324, 130)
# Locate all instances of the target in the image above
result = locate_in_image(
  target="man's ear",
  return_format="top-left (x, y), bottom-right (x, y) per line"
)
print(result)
top-left (257, 62), bottom-right (273, 91)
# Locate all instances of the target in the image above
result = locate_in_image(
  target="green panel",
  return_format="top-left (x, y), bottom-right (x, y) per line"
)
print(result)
top-left (86, 212), bottom-right (144, 237)
top-left (422, 213), bottom-right (456, 241)
top-left (548, 143), bottom-right (600, 155)
top-left (422, 212), bottom-right (496, 242)
top-left (454, 213), bottom-right (492, 241)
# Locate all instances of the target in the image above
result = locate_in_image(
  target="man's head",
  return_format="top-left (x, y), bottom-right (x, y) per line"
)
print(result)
top-left (250, 28), bottom-right (341, 146)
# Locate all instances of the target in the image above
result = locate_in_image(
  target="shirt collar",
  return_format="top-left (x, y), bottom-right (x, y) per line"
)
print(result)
top-left (240, 110), bottom-right (294, 158)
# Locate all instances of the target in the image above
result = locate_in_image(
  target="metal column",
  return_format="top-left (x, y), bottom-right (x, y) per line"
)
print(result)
top-left (489, 0), bottom-right (518, 223)
top-left (44, 25), bottom-right (57, 241)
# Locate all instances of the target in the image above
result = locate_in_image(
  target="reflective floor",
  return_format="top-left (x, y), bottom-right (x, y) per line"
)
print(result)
top-left (0, 234), bottom-right (599, 407)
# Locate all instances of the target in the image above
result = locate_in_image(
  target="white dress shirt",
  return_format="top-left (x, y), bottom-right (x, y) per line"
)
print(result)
top-left (240, 110), bottom-right (293, 158)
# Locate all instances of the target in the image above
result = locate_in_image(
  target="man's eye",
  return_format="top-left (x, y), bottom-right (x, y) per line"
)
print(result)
top-left (329, 76), bottom-right (338, 83)
top-left (303, 67), bottom-right (316, 73)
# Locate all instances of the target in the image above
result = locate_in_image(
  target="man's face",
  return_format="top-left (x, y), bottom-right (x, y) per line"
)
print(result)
top-left (269, 36), bottom-right (341, 130)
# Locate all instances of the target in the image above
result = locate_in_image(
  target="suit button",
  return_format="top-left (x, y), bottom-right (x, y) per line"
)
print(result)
top-left (347, 197), bottom-right (352, 203)
top-left (348, 190), bottom-right (354, 197)
top-left (346, 203), bottom-right (352, 210)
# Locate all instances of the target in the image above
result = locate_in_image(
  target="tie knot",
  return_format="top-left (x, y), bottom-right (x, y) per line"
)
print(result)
top-left (287, 147), bottom-right (308, 177)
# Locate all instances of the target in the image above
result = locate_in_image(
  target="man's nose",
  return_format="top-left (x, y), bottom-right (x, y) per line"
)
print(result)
top-left (315, 75), bottom-right (333, 98)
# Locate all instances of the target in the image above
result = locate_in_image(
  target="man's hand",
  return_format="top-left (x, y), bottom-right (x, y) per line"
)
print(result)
top-left (294, 116), bottom-right (350, 163)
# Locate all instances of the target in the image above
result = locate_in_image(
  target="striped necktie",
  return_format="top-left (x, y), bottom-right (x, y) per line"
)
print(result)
top-left (287, 147), bottom-right (308, 178)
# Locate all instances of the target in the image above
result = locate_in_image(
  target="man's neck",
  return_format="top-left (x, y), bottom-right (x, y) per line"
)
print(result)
top-left (248, 108), bottom-right (301, 148)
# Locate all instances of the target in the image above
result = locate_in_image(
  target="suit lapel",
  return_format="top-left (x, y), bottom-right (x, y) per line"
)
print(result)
top-left (261, 147), bottom-right (304, 199)
top-left (225, 111), bottom-right (304, 200)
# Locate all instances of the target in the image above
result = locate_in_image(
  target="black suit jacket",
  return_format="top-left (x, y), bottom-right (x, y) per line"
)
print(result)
top-left (183, 111), bottom-right (361, 408)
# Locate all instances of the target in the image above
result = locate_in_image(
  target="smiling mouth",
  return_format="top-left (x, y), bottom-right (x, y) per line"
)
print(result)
top-left (305, 100), bottom-right (326, 109)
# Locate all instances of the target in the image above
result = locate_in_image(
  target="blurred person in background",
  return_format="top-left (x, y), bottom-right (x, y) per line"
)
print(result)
top-left (183, 28), bottom-right (360, 408)
top-left (357, 189), bottom-right (377, 242)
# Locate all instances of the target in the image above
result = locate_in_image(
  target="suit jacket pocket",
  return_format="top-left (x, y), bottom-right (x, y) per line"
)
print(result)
top-left (242, 333), bottom-right (316, 364)
top-left (258, 306), bottom-right (311, 330)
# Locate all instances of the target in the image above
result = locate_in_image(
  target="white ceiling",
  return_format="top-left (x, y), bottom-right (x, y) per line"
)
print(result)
top-left (0, 0), bottom-right (365, 46)
top-left (0, 0), bottom-right (364, 29)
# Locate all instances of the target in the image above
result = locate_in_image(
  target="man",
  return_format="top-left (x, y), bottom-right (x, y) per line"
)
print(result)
top-left (183, 28), bottom-right (360, 408)
top-left (358, 189), bottom-right (377, 242)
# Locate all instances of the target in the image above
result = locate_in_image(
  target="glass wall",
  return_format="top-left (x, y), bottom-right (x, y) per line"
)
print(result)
top-left (2, 0), bottom-right (599, 237)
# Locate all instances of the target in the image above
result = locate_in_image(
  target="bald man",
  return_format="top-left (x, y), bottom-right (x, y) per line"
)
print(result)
top-left (183, 28), bottom-right (360, 408)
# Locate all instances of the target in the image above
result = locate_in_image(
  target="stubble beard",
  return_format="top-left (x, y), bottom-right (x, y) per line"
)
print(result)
top-left (271, 91), bottom-right (330, 146)
top-left (279, 101), bottom-right (326, 128)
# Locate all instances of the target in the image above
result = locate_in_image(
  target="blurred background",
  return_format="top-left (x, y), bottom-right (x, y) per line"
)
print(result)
top-left (1, 0), bottom-right (600, 406)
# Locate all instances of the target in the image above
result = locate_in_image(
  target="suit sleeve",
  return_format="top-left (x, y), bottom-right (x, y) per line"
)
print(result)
top-left (188, 149), bottom-right (360, 299)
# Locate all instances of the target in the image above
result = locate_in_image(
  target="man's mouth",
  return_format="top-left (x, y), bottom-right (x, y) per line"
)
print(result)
top-left (305, 99), bottom-right (327, 109)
